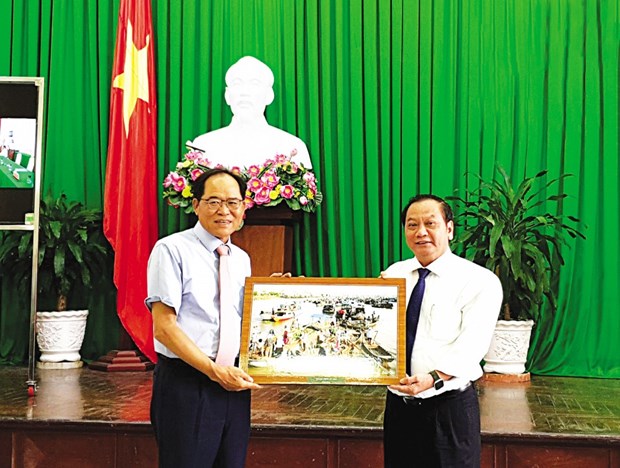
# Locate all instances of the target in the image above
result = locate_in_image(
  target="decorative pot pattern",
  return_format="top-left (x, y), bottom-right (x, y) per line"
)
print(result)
top-left (483, 320), bottom-right (534, 374)
top-left (35, 310), bottom-right (89, 362)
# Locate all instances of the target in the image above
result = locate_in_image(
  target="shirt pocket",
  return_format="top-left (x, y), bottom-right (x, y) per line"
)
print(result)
top-left (428, 300), bottom-right (463, 342)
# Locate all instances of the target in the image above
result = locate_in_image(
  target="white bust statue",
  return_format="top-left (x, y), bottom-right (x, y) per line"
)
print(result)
top-left (191, 56), bottom-right (312, 169)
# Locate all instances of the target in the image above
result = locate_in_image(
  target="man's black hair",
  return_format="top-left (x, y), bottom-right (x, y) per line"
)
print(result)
top-left (191, 168), bottom-right (247, 201)
top-left (400, 194), bottom-right (454, 226)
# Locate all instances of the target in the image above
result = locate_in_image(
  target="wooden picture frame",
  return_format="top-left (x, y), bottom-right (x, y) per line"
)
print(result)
top-left (240, 277), bottom-right (406, 385)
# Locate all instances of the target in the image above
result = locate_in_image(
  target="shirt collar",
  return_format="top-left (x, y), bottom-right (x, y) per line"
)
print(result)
top-left (192, 222), bottom-right (232, 254)
top-left (412, 249), bottom-right (454, 277)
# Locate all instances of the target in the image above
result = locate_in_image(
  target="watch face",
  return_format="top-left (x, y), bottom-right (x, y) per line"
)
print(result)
top-left (434, 379), bottom-right (444, 390)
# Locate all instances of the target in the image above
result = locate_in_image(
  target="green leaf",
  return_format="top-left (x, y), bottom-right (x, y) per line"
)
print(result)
top-left (288, 199), bottom-right (301, 211)
top-left (53, 246), bottom-right (66, 278)
top-left (49, 221), bottom-right (62, 239)
top-left (67, 240), bottom-right (83, 264)
top-left (489, 219), bottom-right (505, 257)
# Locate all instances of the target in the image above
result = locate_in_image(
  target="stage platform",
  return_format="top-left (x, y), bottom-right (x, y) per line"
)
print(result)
top-left (1, 366), bottom-right (619, 467)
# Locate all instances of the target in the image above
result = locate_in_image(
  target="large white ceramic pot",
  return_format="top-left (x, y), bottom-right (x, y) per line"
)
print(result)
top-left (483, 319), bottom-right (534, 374)
top-left (35, 310), bottom-right (89, 368)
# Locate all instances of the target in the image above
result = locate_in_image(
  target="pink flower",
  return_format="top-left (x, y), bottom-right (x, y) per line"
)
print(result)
top-left (299, 196), bottom-right (308, 206)
top-left (275, 153), bottom-right (289, 164)
top-left (280, 184), bottom-right (294, 199)
top-left (248, 177), bottom-right (263, 193)
top-left (195, 155), bottom-right (211, 167)
top-left (230, 166), bottom-right (242, 176)
top-left (190, 168), bottom-right (204, 180)
top-left (244, 195), bottom-right (255, 209)
top-left (261, 170), bottom-right (280, 189)
top-left (185, 150), bottom-right (202, 161)
top-left (254, 186), bottom-right (271, 204)
top-left (303, 172), bottom-right (315, 183)
top-left (247, 165), bottom-right (261, 177)
top-left (163, 173), bottom-right (175, 188)
top-left (171, 173), bottom-right (187, 192)
top-left (290, 148), bottom-right (298, 157)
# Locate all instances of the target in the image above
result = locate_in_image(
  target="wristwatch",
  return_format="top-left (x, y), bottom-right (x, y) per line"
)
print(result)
top-left (429, 370), bottom-right (444, 391)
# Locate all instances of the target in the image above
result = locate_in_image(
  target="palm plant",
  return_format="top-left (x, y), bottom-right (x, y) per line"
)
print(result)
top-left (0, 194), bottom-right (110, 311)
top-left (448, 167), bottom-right (585, 322)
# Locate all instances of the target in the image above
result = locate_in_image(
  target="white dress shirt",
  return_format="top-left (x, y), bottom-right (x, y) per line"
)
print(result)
top-left (145, 223), bottom-right (251, 359)
top-left (383, 249), bottom-right (502, 398)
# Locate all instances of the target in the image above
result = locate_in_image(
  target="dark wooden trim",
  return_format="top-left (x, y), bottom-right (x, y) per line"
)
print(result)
top-left (244, 205), bottom-right (304, 226)
top-left (1, 421), bottom-right (619, 467)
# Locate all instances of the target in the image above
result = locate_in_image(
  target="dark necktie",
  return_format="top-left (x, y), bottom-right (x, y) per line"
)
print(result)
top-left (406, 268), bottom-right (430, 375)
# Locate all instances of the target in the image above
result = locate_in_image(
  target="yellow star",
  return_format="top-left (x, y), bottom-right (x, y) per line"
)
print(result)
top-left (112, 21), bottom-right (150, 137)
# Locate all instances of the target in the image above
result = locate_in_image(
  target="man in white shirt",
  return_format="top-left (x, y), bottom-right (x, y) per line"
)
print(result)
top-left (191, 56), bottom-right (312, 169)
top-left (381, 194), bottom-right (502, 467)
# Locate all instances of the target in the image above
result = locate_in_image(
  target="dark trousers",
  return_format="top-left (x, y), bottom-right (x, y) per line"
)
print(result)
top-left (383, 384), bottom-right (481, 468)
top-left (151, 355), bottom-right (251, 468)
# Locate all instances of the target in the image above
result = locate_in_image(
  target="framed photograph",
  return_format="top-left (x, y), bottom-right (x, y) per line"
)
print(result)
top-left (240, 277), bottom-right (406, 385)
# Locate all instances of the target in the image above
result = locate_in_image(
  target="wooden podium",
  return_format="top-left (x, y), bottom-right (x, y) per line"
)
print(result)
top-left (232, 205), bottom-right (302, 276)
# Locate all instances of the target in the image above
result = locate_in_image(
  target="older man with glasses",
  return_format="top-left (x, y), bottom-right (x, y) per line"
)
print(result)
top-left (146, 168), bottom-right (260, 468)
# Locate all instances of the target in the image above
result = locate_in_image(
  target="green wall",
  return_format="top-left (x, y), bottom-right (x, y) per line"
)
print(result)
top-left (0, 0), bottom-right (618, 377)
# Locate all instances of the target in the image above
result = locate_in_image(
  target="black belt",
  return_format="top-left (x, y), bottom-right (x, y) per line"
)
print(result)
top-left (157, 353), bottom-right (187, 365)
top-left (401, 381), bottom-right (473, 406)
top-left (157, 353), bottom-right (239, 367)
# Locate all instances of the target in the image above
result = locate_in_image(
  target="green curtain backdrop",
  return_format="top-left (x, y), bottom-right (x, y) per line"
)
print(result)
top-left (0, 0), bottom-right (617, 377)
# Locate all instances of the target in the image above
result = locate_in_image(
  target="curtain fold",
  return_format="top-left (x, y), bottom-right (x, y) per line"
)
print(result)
top-left (0, 0), bottom-right (617, 377)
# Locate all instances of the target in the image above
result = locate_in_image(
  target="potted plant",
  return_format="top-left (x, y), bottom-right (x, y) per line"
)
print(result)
top-left (448, 167), bottom-right (585, 375)
top-left (0, 194), bottom-right (110, 367)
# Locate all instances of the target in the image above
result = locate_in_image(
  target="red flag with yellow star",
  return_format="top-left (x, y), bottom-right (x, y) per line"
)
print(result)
top-left (104, 0), bottom-right (158, 362)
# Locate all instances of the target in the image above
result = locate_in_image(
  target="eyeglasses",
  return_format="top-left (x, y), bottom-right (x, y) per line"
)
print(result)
top-left (200, 198), bottom-right (244, 211)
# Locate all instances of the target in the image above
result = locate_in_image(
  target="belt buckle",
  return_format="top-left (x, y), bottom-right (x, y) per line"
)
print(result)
top-left (402, 396), bottom-right (421, 406)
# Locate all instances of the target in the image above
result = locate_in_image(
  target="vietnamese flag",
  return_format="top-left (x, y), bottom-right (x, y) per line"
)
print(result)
top-left (104, 0), bottom-right (158, 362)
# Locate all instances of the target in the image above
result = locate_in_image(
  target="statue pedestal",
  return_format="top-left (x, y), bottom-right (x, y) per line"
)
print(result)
top-left (89, 350), bottom-right (154, 372)
top-left (232, 206), bottom-right (302, 276)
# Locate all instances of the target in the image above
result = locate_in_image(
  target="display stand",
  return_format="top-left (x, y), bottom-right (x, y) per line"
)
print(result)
top-left (0, 78), bottom-right (45, 396)
top-left (89, 350), bottom-right (154, 372)
top-left (232, 205), bottom-right (303, 277)
top-left (89, 325), bottom-right (154, 372)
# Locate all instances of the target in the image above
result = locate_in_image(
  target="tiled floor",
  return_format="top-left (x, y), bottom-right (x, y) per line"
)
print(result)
top-left (1, 366), bottom-right (619, 441)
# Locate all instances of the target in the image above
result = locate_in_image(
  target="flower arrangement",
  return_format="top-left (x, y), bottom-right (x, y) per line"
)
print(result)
top-left (163, 148), bottom-right (323, 214)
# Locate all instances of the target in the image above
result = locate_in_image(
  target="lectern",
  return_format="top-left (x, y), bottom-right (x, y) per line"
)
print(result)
top-left (232, 205), bottom-right (302, 277)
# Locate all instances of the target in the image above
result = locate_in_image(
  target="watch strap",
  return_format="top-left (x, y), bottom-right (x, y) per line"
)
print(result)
top-left (429, 370), bottom-right (443, 390)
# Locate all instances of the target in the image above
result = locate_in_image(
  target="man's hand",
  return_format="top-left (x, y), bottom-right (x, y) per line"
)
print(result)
top-left (389, 373), bottom-right (433, 396)
top-left (210, 363), bottom-right (261, 391)
top-left (269, 272), bottom-right (293, 277)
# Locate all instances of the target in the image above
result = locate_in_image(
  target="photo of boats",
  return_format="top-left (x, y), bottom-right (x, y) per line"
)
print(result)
top-left (240, 277), bottom-right (406, 385)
